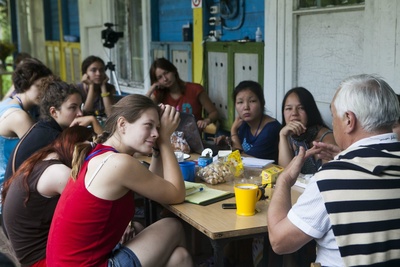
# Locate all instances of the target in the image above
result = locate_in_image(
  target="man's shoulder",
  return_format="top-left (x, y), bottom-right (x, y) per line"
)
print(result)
top-left (314, 143), bottom-right (400, 182)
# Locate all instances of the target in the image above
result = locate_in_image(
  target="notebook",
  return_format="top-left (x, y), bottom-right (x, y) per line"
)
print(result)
top-left (241, 157), bottom-right (274, 168)
top-left (184, 181), bottom-right (234, 206)
top-left (176, 112), bottom-right (205, 154)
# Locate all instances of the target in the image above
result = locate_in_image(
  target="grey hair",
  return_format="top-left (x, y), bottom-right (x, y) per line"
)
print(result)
top-left (333, 74), bottom-right (400, 133)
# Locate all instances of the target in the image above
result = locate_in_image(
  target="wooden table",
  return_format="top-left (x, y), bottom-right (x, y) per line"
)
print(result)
top-left (134, 152), bottom-right (304, 266)
top-left (165, 181), bottom-right (304, 266)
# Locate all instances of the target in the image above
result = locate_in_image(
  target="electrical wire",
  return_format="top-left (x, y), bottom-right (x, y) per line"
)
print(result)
top-left (220, 0), bottom-right (238, 20)
top-left (221, 0), bottom-right (245, 31)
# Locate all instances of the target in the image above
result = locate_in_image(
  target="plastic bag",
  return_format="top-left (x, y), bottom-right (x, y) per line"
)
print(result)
top-left (170, 131), bottom-right (191, 154)
top-left (197, 150), bottom-right (243, 185)
top-left (197, 160), bottom-right (234, 185)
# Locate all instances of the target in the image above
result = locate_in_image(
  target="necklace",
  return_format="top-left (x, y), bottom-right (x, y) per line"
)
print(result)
top-left (253, 116), bottom-right (263, 137)
top-left (247, 116), bottom-right (263, 145)
top-left (13, 95), bottom-right (24, 110)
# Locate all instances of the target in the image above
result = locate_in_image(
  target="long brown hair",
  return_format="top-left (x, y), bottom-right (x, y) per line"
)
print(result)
top-left (2, 126), bottom-right (95, 206)
top-left (71, 94), bottom-right (160, 179)
top-left (149, 57), bottom-right (186, 103)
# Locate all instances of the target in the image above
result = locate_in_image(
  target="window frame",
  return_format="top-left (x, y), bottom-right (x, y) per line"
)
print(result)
top-left (110, 0), bottom-right (151, 94)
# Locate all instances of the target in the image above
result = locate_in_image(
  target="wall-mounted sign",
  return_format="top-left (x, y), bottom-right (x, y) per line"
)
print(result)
top-left (192, 0), bottom-right (202, 8)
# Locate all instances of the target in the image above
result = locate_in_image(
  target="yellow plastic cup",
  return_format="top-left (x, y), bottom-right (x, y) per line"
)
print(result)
top-left (234, 183), bottom-right (262, 216)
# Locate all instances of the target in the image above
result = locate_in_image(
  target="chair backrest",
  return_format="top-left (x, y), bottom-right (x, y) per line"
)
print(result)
top-left (176, 112), bottom-right (204, 154)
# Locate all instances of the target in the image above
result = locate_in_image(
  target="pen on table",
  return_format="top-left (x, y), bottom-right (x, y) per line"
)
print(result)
top-left (186, 187), bottom-right (204, 196)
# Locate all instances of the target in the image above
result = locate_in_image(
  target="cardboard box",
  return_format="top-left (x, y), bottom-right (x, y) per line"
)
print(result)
top-left (261, 164), bottom-right (284, 185)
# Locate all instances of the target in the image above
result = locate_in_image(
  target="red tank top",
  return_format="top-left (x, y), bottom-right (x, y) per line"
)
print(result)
top-left (46, 144), bottom-right (135, 266)
top-left (155, 82), bottom-right (204, 121)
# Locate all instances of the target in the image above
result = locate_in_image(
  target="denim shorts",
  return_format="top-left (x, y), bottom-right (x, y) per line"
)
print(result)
top-left (108, 243), bottom-right (142, 267)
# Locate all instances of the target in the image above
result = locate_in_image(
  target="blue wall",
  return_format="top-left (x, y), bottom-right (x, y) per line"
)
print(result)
top-left (43, 0), bottom-right (60, 40)
top-left (43, 0), bottom-right (79, 41)
top-left (63, 0), bottom-right (80, 39)
top-left (208, 0), bottom-right (264, 41)
top-left (153, 0), bottom-right (264, 42)
top-left (154, 0), bottom-right (193, 41)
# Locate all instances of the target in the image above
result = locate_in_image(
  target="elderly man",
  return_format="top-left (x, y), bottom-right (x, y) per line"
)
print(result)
top-left (268, 74), bottom-right (400, 267)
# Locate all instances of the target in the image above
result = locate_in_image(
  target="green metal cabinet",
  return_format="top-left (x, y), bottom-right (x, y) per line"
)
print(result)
top-left (204, 41), bottom-right (264, 132)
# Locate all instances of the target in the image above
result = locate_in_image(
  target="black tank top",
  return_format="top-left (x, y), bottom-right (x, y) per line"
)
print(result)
top-left (2, 159), bottom-right (63, 265)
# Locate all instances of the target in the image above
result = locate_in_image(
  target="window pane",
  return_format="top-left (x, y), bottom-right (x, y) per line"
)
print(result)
top-left (298, 0), bottom-right (365, 9)
top-left (114, 0), bottom-right (144, 88)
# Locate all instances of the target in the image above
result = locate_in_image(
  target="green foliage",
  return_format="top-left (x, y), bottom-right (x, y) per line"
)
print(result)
top-left (1, 73), bottom-right (12, 97)
top-left (0, 1), bottom-right (11, 40)
top-left (0, 1), bottom-right (14, 97)
top-left (0, 41), bottom-right (15, 63)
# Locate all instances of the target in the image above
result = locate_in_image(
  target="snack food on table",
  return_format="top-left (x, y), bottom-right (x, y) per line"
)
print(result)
top-left (197, 161), bottom-right (233, 184)
top-left (197, 150), bottom-right (243, 185)
top-left (261, 164), bottom-right (284, 186)
top-left (170, 131), bottom-right (190, 154)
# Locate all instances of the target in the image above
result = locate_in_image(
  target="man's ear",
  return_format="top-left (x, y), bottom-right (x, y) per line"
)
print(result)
top-left (344, 111), bottom-right (356, 133)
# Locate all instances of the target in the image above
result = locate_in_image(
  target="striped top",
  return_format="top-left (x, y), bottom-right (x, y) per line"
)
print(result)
top-left (315, 141), bottom-right (400, 267)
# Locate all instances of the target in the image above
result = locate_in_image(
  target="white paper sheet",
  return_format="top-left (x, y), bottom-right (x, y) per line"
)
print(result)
top-left (241, 157), bottom-right (274, 168)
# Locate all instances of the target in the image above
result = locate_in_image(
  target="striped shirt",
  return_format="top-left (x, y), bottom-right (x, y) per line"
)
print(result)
top-left (314, 139), bottom-right (400, 267)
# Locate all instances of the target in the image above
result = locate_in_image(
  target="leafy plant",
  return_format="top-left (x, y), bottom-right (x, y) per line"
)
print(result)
top-left (0, 1), bottom-right (9, 31)
top-left (0, 41), bottom-right (15, 69)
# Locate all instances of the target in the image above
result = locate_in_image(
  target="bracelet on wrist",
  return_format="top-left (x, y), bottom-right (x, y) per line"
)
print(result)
top-left (101, 92), bottom-right (110, 97)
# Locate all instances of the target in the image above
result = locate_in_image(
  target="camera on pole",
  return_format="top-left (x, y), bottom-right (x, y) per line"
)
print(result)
top-left (101, 23), bottom-right (123, 95)
top-left (101, 23), bottom-right (124, 49)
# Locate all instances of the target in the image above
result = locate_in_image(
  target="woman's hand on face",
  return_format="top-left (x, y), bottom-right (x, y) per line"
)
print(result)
top-left (280, 120), bottom-right (306, 137)
top-left (102, 74), bottom-right (109, 85)
top-left (81, 74), bottom-right (93, 85)
top-left (146, 83), bottom-right (161, 97)
top-left (231, 116), bottom-right (243, 132)
top-left (158, 104), bottom-right (180, 143)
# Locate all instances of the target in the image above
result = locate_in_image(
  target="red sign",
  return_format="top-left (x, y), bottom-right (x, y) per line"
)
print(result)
top-left (192, 0), bottom-right (202, 8)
